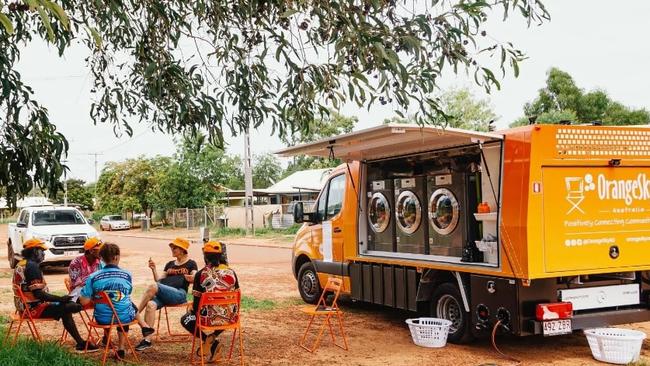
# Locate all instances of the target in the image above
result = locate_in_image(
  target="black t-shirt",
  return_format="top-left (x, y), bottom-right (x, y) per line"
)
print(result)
top-left (159, 259), bottom-right (198, 292)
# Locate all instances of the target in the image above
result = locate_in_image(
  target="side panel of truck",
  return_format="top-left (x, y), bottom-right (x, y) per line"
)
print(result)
top-left (542, 167), bottom-right (650, 272)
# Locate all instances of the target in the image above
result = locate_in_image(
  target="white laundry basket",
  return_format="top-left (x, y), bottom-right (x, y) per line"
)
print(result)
top-left (584, 328), bottom-right (646, 364)
top-left (405, 318), bottom-right (452, 348)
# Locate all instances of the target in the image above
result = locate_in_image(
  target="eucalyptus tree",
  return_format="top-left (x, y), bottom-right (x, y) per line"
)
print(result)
top-left (0, 0), bottom-right (549, 209)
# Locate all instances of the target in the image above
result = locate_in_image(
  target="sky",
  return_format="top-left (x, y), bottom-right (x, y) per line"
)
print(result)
top-left (15, 0), bottom-right (650, 183)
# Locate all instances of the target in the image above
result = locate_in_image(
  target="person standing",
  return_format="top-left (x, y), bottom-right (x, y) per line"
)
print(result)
top-left (13, 238), bottom-right (99, 352)
top-left (135, 237), bottom-right (198, 351)
top-left (68, 236), bottom-right (103, 301)
top-left (79, 242), bottom-right (154, 360)
top-left (180, 240), bottom-right (239, 362)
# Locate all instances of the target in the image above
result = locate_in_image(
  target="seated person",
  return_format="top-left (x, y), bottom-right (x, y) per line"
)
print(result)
top-left (135, 237), bottom-right (197, 351)
top-left (80, 242), bottom-right (154, 360)
top-left (13, 238), bottom-right (98, 352)
top-left (180, 240), bottom-right (239, 362)
top-left (68, 237), bottom-right (103, 301)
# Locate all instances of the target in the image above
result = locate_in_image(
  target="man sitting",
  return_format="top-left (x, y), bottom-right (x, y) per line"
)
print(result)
top-left (180, 240), bottom-right (239, 362)
top-left (13, 238), bottom-right (99, 352)
top-left (80, 242), bottom-right (154, 360)
top-left (135, 237), bottom-right (198, 351)
top-left (68, 236), bottom-right (103, 301)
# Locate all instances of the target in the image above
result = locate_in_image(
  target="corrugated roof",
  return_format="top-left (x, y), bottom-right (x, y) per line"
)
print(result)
top-left (265, 168), bottom-right (332, 194)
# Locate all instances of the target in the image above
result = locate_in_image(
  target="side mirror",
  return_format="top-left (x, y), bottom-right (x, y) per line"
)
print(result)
top-left (87, 218), bottom-right (95, 224)
top-left (16, 222), bottom-right (27, 228)
top-left (293, 202), bottom-right (305, 224)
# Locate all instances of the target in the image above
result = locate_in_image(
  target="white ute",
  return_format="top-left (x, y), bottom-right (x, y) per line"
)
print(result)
top-left (7, 206), bottom-right (99, 268)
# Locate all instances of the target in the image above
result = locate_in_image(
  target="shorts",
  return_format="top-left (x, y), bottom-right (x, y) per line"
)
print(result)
top-left (153, 283), bottom-right (187, 309)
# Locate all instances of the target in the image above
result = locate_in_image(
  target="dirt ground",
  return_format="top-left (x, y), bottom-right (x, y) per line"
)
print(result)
top-left (1, 224), bottom-right (649, 365)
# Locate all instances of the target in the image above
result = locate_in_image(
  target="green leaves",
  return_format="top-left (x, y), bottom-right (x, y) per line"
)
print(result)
top-left (0, 13), bottom-right (13, 34)
top-left (1, 0), bottom-right (551, 208)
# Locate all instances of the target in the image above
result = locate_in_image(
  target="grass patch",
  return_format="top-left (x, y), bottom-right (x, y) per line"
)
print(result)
top-left (212, 224), bottom-right (301, 239)
top-left (241, 296), bottom-right (277, 311)
top-left (0, 329), bottom-right (101, 366)
top-left (0, 314), bottom-right (9, 324)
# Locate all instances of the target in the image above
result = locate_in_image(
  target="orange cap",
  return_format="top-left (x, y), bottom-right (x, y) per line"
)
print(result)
top-left (23, 238), bottom-right (47, 250)
top-left (169, 237), bottom-right (190, 251)
top-left (84, 237), bottom-right (103, 251)
top-left (202, 241), bottom-right (223, 254)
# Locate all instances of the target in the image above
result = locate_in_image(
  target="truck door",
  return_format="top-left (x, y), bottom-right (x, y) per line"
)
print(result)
top-left (14, 210), bottom-right (29, 246)
top-left (311, 174), bottom-right (347, 282)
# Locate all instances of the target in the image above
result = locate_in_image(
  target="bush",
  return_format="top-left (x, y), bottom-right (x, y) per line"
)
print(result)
top-left (0, 329), bottom-right (97, 366)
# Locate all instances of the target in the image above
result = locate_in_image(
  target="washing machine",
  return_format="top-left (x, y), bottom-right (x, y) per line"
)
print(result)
top-left (426, 173), bottom-right (467, 257)
top-left (367, 179), bottom-right (395, 252)
top-left (394, 177), bottom-right (427, 254)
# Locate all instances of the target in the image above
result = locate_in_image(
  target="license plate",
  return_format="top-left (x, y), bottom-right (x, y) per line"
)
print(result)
top-left (64, 250), bottom-right (78, 257)
top-left (542, 319), bottom-right (572, 336)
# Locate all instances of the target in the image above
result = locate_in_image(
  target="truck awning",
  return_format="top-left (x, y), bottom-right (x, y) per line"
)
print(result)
top-left (275, 124), bottom-right (503, 161)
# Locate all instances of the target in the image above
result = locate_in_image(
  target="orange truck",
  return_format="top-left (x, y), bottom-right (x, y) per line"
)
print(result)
top-left (277, 123), bottom-right (650, 343)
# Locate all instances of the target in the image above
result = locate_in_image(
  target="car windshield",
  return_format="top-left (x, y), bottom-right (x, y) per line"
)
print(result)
top-left (32, 210), bottom-right (87, 226)
top-left (109, 215), bottom-right (123, 221)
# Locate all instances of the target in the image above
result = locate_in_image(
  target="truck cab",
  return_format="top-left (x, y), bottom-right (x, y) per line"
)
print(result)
top-left (7, 206), bottom-right (99, 268)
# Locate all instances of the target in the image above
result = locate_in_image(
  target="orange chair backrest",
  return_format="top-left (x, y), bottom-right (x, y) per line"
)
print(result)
top-left (316, 277), bottom-right (343, 310)
top-left (198, 290), bottom-right (241, 310)
top-left (12, 284), bottom-right (28, 307)
top-left (64, 277), bottom-right (72, 292)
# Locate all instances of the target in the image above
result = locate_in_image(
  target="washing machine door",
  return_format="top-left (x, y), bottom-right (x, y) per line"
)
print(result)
top-left (428, 188), bottom-right (460, 235)
top-left (396, 190), bottom-right (422, 234)
top-left (368, 192), bottom-right (391, 233)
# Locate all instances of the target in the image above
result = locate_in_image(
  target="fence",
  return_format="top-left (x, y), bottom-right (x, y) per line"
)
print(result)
top-left (160, 201), bottom-right (316, 230)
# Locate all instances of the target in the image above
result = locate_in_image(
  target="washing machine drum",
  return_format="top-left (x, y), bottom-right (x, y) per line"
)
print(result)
top-left (368, 192), bottom-right (391, 233)
top-left (396, 190), bottom-right (422, 234)
top-left (428, 188), bottom-right (460, 235)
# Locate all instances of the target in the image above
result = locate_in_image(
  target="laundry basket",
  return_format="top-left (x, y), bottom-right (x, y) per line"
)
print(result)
top-left (584, 328), bottom-right (646, 364)
top-left (405, 318), bottom-right (452, 348)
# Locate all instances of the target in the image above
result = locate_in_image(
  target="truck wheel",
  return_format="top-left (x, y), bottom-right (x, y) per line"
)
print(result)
top-left (7, 243), bottom-right (17, 269)
top-left (297, 262), bottom-right (322, 304)
top-left (430, 282), bottom-right (475, 344)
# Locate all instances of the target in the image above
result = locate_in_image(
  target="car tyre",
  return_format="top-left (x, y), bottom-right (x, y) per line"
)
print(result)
top-left (430, 282), bottom-right (475, 344)
top-left (297, 262), bottom-right (322, 304)
top-left (8, 242), bottom-right (17, 269)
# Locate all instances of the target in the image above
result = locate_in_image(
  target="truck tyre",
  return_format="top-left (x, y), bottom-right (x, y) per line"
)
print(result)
top-left (8, 242), bottom-right (17, 269)
top-left (297, 262), bottom-right (322, 304)
top-left (430, 282), bottom-right (474, 344)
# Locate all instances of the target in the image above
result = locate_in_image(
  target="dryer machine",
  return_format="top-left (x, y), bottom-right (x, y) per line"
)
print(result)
top-left (367, 179), bottom-right (395, 252)
top-left (394, 177), bottom-right (427, 254)
top-left (426, 173), bottom-right (467, 257)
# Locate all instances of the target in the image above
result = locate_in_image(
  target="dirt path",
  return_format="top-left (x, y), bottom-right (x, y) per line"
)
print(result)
top-left (1, 225), bottom-right (649, 365)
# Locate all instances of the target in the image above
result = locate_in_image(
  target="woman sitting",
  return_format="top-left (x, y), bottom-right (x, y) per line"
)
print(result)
top-left (180, 240), bottom-right (239, 362)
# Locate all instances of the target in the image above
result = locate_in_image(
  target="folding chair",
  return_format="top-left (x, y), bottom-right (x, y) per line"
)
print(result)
top-left (299, 277), bottom-right (349, 353)
top-left (61, 277), bottom-right (100, 342)
top-left (86, 292), bottom-right (139, 366)
top-left (189, 290), bottom-right (244, 366)
top-left (155, 301), bottom-right (193, 342)
top-left (4, 284), bottom-right (65, 345)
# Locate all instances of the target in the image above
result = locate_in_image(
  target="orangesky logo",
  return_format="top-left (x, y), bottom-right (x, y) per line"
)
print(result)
top-left (565, 173), bottom-right (650, 214)
top-left (565, 174), bottom-right (595, 214)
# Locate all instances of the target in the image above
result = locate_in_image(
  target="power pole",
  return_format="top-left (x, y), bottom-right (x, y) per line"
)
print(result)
top-left (87, 152), bottom-right (103, 183)
top-left (63, 159), bottom-right (68, 206)
top-left (243, 127), bottom-right (254, 236)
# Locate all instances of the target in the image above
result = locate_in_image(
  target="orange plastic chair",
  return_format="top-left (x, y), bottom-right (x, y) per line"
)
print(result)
top-left (155, 301), bottom-right (193, 342)
top-left (299, 277), bottom-right (349, 353)
top-left (4, 284), bottom-right (65, 344)
top-left (61, 277), bottom-right (99, 342)
top-left (86, 291), bottom-right (139, 366)
top-left (189, 290), bottom-right (244, 366)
